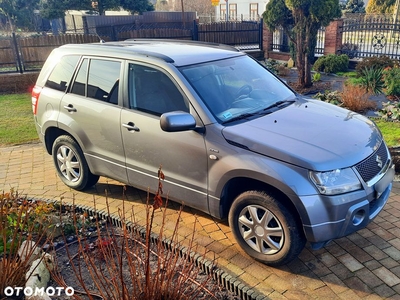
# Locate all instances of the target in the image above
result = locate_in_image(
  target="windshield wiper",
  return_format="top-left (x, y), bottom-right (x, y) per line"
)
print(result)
top-left (222, 112), bottom-right (260, 124)
top-left (222, 100), bottom-right (295, 124)
top-left (262, 100), bottom-right (295, 111)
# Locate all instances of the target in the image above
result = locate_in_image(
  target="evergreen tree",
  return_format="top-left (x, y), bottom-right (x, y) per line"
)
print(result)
top-left (366, 0), bottom-right (396, 14)
top-left (0, 0), bottom-right (40, 30)
top-left (263, 0), bottom-right (341, 88)
top-left (343, 0), bottom-right (366, 13)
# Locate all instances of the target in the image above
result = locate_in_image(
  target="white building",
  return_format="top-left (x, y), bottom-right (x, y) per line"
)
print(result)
top-left (213, 0), bottom-right (269, 21)
top-left (157, 0), bottom-right (269, 21)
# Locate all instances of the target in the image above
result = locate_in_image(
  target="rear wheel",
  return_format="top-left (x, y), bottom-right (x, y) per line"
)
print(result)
top-left (228, 191), bottom-right (306, 266)
top-left (52, 135), bottom-right (99, 190)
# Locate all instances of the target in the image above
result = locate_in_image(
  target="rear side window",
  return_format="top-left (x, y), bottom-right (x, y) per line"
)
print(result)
top-left (70, 58), bottom-right (121, 104)
top-left (45, 55), bottom-right (79, 92)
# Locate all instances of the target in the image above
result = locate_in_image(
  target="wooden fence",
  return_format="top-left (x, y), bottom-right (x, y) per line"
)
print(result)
top-left (195, 21), bottom-right (262, 48)
top-left (0, 34), bottom-right (99, 73)
top-left (0, 19), bottom-right (263, 74)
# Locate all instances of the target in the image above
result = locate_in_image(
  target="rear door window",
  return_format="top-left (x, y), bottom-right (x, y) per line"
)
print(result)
top-left (45, 55), bottom-right (79, 92)
top-left (70, 58), bottom-right (121, 105)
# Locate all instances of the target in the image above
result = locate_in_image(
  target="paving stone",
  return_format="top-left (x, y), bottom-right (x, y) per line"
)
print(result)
top-left (244, 263), bottom-right (273, 281)
top-left (363, 259), bottom-right (382, 271)
top-left (330, 263), bottom-right (354, 281)
top-left (346, 247), bottom-right (373, 263)
top-left (347, 232), bottom-right (372, 248)
top-left (372, 283), bottom-right (396, 298)
top-left (337, 289), bottom-right (362, 300)
top-left (383, 246), bottom-right (400, 261)
top-left (355, 267), bottom-right (383, 288)
top-left (325, 242), bottom-right (348, 257)
top-left (343, 276), bottom-right (372, 297)
top-left (286, 258), bottom-right (309, 274)
top-left (363, 244), bottom-right (389, 261)
top-left (337, 253), bottom-right (364, 272)
top-left (366, 235), bottom-right (392, 250)
top-left (316, 251), bottom-right (340, 268)
top-left (304, 258), bottom-right (332, 277)
top-left (380, 257), bottom-right (400, 269)
top-left (373, 267), bottom-right (400, 287)
top-left (391, 265), bottom-right (400, 278)
top-left (320, 273), bottom-right (348, 294)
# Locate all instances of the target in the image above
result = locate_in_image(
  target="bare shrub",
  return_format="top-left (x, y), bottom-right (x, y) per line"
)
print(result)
top-left (340, 84), bottom-right (376, 113)
top-left (50, 167), bottom-right (219, 300)
top-left (0, 190), bottom-right (53, 298)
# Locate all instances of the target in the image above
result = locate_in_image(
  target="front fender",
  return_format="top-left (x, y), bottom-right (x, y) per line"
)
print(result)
top-left (208, 152), bottom-right (317, 225)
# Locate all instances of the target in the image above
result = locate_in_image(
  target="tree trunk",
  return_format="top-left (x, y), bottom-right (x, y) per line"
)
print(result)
top-left (7, 14), bottom-right (14, 32)
top-left (295, 20), bottom-right (306, 87)
top-left (295, 16), bottom-right (318, 88)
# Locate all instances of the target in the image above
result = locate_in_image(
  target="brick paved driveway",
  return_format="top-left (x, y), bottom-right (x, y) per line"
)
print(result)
top-left (1, 143), bottom-right (400, 299)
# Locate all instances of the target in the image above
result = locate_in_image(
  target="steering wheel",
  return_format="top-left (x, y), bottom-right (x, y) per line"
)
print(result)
top-left (235, 85), bottom-right (252, 99)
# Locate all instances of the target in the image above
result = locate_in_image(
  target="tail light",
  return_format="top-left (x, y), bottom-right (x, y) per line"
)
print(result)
top-left (31, 85), bottom-right (42, 115)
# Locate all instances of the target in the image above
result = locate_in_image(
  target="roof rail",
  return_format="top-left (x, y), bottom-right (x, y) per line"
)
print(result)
top-left (97, 42), bottom-right (175, 63)
top-left (124, 38), bottom-right (240, 52)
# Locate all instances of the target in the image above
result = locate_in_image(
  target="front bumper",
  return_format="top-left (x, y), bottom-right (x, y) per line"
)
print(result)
top-left (301, 163), bottom-right (395, 249)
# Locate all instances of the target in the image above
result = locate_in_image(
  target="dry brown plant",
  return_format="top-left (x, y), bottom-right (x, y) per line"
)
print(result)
top-left (340, 84), bottom-right (377, 113)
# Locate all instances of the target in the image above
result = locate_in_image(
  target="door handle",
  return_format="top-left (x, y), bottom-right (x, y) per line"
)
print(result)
top-left (63, 104), bottom-right (77, 112)
top-left (122, 122), bottom-right (140, 132)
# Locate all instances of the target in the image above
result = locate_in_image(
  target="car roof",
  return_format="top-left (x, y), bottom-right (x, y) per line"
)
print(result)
top-left (58, 39), bottom-right (245, 67)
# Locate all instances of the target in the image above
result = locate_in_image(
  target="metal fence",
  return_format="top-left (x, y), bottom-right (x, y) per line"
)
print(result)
top-left (271, 26), bottom-right (326, 57)
top-left (340, 14), bottom-right (400, 59)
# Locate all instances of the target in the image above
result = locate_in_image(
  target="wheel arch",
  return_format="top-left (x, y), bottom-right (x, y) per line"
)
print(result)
top-left (44, 127), bottom-right (76, 154)
top-left (219, 177), bottom-right (303, 229)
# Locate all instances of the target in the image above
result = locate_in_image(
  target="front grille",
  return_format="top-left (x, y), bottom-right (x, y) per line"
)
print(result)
top-left (355, 142), bottom-right (388, 183)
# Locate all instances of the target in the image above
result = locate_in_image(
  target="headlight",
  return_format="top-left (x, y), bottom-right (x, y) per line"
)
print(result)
top-left (310, 168), bottom-right (361, 195)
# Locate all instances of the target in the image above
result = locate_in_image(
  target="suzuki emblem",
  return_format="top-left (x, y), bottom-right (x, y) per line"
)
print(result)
top-left (376, 155), bottom-right (383, 168)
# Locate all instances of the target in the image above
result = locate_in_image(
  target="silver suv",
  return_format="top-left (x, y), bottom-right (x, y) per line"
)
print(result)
top-left (32, 40), bottom-right (395, 266)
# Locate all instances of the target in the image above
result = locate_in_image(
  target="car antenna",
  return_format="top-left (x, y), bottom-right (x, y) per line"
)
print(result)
top-left (95, 33), bottom-right (105, 43)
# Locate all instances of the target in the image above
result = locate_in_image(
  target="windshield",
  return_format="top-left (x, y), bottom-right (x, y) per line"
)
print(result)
top-left (180, 55), bottom-right (296, 123)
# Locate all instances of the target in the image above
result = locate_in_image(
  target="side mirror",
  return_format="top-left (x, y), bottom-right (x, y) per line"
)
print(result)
top-left (160, 111), bottom-right (197, 132)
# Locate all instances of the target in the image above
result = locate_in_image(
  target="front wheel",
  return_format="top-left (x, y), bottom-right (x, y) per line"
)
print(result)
top-left (52, 135), bottom-right (99, 191)
top-left (228, 191), bottom-right (306, 266)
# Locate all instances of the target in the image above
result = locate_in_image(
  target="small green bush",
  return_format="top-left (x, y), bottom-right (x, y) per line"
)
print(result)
top-left (383, 67), bottom-right (400, 99)
top-left (313, 54), bottom-right (349, 74)
top-left (345, 77), bottom-right (364, 86)
top-left (265, 59), bottom-right (287, 74)
top-left (312, 72), bottom-right (321, 82)
top-left (360, 66), bottom-right (385, 95)
top-left (313, 90), bottom-right (342, 106)
top-left (355, 56), bottom-right (395, 77)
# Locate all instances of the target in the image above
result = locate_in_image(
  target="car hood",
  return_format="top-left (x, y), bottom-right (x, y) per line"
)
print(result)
top-left (221, 98), bottom-right (382, 171)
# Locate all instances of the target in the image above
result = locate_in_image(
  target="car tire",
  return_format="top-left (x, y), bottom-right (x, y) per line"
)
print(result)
top-left (228, 191), bottom-right (306, 266)
top-left (52, 135), bottom-right (99, 191)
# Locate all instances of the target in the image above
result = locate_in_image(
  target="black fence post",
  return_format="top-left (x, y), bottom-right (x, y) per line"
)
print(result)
top-left (259, 19), bottom-right (263, 51)
top-left (112, 26), bottom-right (118, 41)
top-left (193, 20), bottom-right (198, 41)
top-left (12, 33), bottom-right (23, 74)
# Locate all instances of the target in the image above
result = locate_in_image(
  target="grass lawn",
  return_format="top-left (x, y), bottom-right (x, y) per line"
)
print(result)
top-left (0, 93), bottom-right (400, 148)
top-left (373, 119), bottom-right (400, 148)
top-left (0, 93), bottom-right (39, 146)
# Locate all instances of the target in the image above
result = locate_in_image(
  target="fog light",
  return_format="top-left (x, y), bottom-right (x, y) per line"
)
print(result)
top-left (352, 210), bottom-right (365, 226)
